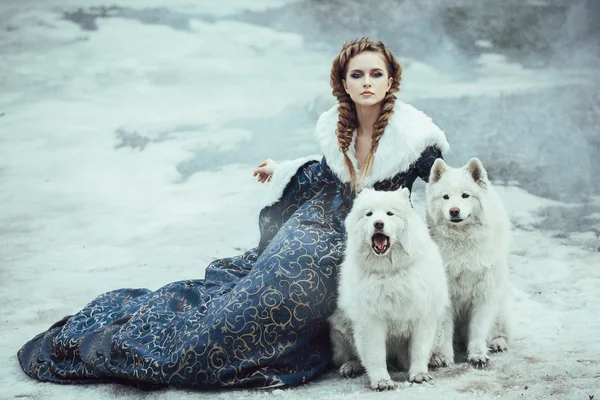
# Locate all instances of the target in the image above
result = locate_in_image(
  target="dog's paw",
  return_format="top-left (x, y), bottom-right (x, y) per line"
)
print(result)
top-left (429, 352), bottom-right (454, 368)
top-left (339, 360), bottom-right (364, 378)
top-left (409, 372), bottom-right (432, 384)
top-left (489, 337), bottom-right (508, 352)
top-left (467, 353), bottom-right (490, 368)
top-left (370, 378), bottom-right (397, 391)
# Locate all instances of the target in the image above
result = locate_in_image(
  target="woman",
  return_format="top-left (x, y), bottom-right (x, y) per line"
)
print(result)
top-left (18, 37), bottom-right (449, 390)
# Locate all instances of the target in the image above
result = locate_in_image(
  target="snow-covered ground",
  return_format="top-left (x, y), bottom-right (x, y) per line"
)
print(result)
top-left (1, 1), bottom-right (599, 399)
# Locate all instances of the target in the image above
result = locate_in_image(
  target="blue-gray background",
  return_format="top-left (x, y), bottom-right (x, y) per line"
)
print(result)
top-left (1, 0), bottom-right (599, 236)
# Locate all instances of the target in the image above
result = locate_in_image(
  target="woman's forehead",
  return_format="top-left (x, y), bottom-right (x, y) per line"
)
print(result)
top-left (347, 51), bottom-right (387, 71)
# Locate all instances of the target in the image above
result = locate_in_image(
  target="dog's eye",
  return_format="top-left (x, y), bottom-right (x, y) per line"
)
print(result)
top-left (366, 212), bottom-right (373, 217)
top-left (387, 211), bottom-right (394, 216)
top-left (443, 195), bottom-right (449, 200)
top-left (462, 193), bottom-right (470, 199)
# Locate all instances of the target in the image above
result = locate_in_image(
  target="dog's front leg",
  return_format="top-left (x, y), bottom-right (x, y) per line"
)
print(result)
top-left (467, 300), bottom-right (495, 367)
top-left (489, 297), bottom-right (511, 353)
top-left (353, 321), bottom-right (396, 391)
top-left (430, 308), bottom-right (455, 368)
top-left (408, 319), bottom-right (435, 383)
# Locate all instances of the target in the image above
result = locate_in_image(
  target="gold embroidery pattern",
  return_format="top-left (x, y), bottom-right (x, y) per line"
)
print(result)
top-left (18, 147), bottom-right (442, 389)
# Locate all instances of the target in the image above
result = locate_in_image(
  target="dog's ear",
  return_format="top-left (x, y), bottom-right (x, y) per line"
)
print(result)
top-left (344, 206), bottom-right (359, 232)
top-left (429, 158), bottom-right (447, 183)
top-left (465, 158), bottom-right (488, 188)
top-left (398, 186), bottom-right (411, 202)
top-left (345, 190), bottom-right (368, 229)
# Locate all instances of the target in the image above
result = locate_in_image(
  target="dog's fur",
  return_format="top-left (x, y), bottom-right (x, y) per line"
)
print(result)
top-left (329, 187), bottom-right (450, 390)
top-left (426, 158), bottom-right (512, 367)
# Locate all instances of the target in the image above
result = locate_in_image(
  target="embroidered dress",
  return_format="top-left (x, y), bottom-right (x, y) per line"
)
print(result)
top-left (18, 102), bottom-right (449, 389)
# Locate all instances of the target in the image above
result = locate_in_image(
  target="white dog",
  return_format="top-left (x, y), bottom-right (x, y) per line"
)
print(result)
top-left (426, 158), bottom-right (512, 367)
top-left (329, 187), bottom-right (450, 391)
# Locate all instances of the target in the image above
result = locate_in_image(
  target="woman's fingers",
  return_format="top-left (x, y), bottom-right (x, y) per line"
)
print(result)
top-left (258, 173), bottom-right (272, 183)
top-left (255, 172), bottom-right (266, 182)
top-left (253, 166), bottom-right (266, 177)
top-left (253, 159), bottom-right (275, 182)
top-left (253, 160), bottom-right (269, 177)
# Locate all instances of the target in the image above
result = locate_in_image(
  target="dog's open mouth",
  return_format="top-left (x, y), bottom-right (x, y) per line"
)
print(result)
top-left (371, 233), bottom-right (390, 255)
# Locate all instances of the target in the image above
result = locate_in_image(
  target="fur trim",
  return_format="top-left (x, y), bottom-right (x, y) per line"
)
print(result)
top-left (262, 155), bottom-right (321, 207)
top-left (314, 101), bottom-right (450, 188)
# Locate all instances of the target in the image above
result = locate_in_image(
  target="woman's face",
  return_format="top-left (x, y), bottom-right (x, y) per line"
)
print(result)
top-left (343, 51), bottom-right (393, 107)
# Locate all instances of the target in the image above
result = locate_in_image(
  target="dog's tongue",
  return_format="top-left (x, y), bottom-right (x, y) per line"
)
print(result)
top-left (374, 235), bottom-right (388, 250)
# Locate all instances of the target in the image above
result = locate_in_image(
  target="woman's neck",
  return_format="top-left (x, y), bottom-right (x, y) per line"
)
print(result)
top-left (355, 103), bottom-right (382, 137)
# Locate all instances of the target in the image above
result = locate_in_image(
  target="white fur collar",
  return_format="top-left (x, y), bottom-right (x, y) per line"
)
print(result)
top-left (314, 101), bottom-right (450, 188)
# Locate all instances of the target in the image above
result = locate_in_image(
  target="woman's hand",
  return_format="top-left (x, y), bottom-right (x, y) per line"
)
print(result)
top-left (253, 159), bottom-right (277, 183)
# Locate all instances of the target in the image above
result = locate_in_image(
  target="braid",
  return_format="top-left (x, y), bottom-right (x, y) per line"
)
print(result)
top-left (330, 38), bottom-right (369, 190)
top-left (336, 101), bottom-right (358, 190)
top-left (330, 37), bottom-right (403, 190)
top-left (360, 44), bottom-right (403, 182)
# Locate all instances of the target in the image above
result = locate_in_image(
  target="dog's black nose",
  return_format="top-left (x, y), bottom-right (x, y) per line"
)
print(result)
top-left (449, 208), bottom-right (460, 218)
top-left (374, 221), bottom-right (384, 230)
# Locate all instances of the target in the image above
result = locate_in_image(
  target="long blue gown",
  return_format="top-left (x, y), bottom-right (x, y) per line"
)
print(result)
top-left (18, 103), bottom-right (448, 389)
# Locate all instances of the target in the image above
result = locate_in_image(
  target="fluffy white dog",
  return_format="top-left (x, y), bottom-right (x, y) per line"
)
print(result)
top-left (426, 158), bottom-right (512, 367)
top-left (329, 187), bottom-right (450, 391)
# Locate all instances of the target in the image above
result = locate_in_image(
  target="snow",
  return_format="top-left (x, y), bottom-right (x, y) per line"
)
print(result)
top-left (1, 1), bottom-right (599, 400)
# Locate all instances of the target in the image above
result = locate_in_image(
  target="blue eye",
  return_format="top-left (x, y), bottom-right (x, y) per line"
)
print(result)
top-left (373, 71), bottom-right (383, 77)
top-left (350, 72), bottom-right (361, 79)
